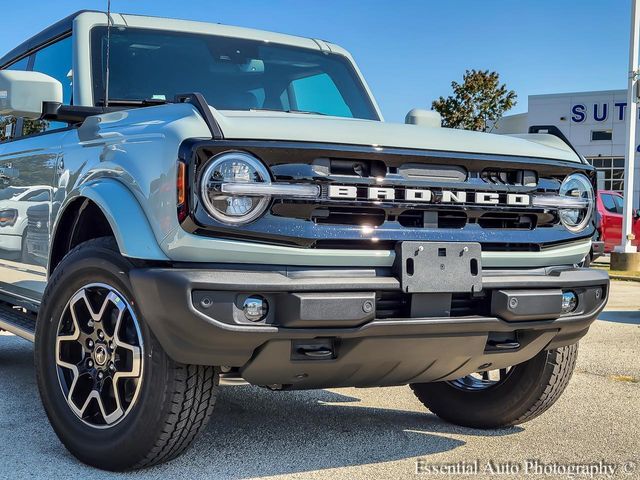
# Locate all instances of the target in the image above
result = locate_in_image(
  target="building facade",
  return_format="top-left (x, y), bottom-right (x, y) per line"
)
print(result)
top-left (497, 89), bottom-right (640, 205)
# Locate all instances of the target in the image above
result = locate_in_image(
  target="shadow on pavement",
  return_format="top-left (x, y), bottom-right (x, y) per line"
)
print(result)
top-left (598, 310), bottom-right (640, 325)
top-left (0, 335), bottom-right (522, 479)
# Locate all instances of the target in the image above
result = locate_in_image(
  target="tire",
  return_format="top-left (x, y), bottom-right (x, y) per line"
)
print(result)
top-left (410, 343), bottom-right (578, 428)
top-left (35, 237), bottom-right (218, 471)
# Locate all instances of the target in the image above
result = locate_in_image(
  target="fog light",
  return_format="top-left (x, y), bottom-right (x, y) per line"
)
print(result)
top-left (243, 295), bottom-right (268, 322)
top-left (561, 291), bottom-right (578, 314)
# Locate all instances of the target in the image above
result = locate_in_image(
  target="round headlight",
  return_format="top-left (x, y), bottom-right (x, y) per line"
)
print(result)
top-left (200, 152), bottom-right (271, 225)
top-left (558, 173), bottom-right (594, 232)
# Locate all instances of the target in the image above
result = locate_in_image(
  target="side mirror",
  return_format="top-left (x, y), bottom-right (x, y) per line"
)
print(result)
top-left (405, 108), bottom-right (442, 128)
top-left (0, 70), bottom-right (62, 119)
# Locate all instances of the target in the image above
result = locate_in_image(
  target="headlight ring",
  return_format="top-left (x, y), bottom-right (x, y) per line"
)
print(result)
top-left (200, 151), bottom-right (272, 225)
top-left (558, 173), bottom-right (594, 233)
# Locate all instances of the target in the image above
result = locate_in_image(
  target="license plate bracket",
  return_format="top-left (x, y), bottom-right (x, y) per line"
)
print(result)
top-left (394, 242), bottom-right (482, 293)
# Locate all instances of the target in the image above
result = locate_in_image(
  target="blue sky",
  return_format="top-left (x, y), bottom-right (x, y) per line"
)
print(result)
top-left (0, 0), bottom-right (632, 121)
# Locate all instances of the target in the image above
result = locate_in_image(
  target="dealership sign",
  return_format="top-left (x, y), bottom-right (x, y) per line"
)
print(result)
top-left (570, 102), bottom-right (632, 122)
top-left (570, 101), bottom-right (640, 151)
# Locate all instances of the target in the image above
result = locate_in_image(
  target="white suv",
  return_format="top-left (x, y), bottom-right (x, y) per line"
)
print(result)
top-left (0, 185), bottom-right (50, 261)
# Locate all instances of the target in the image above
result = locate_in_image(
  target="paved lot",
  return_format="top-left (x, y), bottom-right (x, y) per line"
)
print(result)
top-left (0, 281), bottom-right (638, 479)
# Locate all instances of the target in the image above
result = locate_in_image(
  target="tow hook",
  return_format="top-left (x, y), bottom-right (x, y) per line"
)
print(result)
top-left (487, 340), bottom-right (521, 350)
top-left (291, 339), bottom-right (336, 360)
top-left (297, 347), bottom-right (333, 359)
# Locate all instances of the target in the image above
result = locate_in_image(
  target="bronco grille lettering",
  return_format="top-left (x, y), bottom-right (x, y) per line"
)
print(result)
top-left (328, 185), bottom-right (358, 199)
top-left (329, 186), bottom-right (531, 206)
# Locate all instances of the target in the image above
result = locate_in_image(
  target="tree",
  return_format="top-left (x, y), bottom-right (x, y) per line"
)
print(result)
top-left (432, 69), bottom-right (517, 131)
top-left (0, 116), bottom-right (18, 142)
top-left (0, 116), bottom-right (49, 142)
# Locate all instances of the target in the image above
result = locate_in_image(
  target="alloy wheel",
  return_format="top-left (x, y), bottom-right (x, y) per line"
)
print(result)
top-left (448, 367), bottom-right (514, 391)
top-left (55, 283), bottom-right (144, 428)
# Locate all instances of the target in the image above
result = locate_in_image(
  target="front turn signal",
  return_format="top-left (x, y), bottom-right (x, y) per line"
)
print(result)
top-left (177, 161), bottom-right (187, 222)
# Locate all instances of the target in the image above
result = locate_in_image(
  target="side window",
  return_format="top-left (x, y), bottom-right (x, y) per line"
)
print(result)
top-left (601, 194), bottom-right (617, 214)
top-left (28, 36), bottom-right (73, 134)
top-left (5, 57), bottom-right (29, 70)
top-left (612, 194), bottom-right (624, 214)
top-left (0, 57), bottom-right (30, 142)
top-left (290, 73), bottom-right (353, 118)
top-left (21, 189), bottom-right (49, 201)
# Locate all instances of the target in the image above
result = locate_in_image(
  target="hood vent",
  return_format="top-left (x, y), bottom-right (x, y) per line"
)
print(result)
top-left (399, 163), bottom-right (467, 182)
top-left (481, 169), bottom-right (537, 186)
top-left (329, 159), bottom-right (386, 178)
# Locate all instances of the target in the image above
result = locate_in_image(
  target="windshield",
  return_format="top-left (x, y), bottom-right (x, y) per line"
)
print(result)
top-left (91, 27), bottom-right (379, 120)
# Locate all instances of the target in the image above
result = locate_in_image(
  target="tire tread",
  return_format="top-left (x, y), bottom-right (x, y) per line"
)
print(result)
top-left (410, 343), bottom-right (579, 428)
top-left (135, 364), bottom-right (218, 469)
top-left (510, 343), bottom-right (578, 425)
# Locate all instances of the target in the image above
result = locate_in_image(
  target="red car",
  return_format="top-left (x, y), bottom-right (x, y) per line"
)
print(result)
top-left (596, 190), bottom-right (640, 253)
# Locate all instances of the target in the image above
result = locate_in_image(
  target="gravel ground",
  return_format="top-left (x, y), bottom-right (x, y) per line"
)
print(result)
top-left (0, 281), bottom-right (638, 479)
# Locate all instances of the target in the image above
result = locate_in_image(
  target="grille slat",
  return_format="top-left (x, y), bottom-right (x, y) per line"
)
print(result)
top-left (312, 207), bottom-right (386, 227)
top-left (374, 292), bottom-right (490, 319)
top-left (376, 292), bottom-right (410, 318)
top-left (303, 207), bottom-right (552, 230)
top-left (450, 293), bottom-right (491, 317)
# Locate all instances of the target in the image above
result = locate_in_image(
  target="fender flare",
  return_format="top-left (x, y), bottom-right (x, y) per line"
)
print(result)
top-left (54, 179), bottom-right (169, 262)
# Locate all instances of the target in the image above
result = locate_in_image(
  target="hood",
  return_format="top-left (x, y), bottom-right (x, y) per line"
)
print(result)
top-left (210, 109), bottom-right (581, 163)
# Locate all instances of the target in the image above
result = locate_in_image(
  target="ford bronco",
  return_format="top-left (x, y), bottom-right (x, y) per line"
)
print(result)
top-left (0, 10), bottom-right (609, 471)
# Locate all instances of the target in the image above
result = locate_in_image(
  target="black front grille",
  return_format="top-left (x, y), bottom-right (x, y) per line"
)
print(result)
top-left (27, 207), bottom-right (49, 233)
top-left (185, 140), bottom-right (595, 249)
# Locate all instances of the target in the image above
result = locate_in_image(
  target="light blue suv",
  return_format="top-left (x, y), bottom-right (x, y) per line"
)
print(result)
top-left (0, 10), bottom-right (608, 470)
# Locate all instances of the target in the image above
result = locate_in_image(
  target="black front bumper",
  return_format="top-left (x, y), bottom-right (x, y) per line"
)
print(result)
top-left (129, 266), bottom-right (609, 389)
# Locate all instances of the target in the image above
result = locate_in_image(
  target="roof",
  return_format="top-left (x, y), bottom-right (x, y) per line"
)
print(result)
top-left (0, 10), bottom-right (343, 70)
top-left (0, 10), bottom-right (99, 68)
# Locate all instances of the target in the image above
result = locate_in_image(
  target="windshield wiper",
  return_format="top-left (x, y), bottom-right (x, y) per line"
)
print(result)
top-left (249, 108), bottom-right (327, 116)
